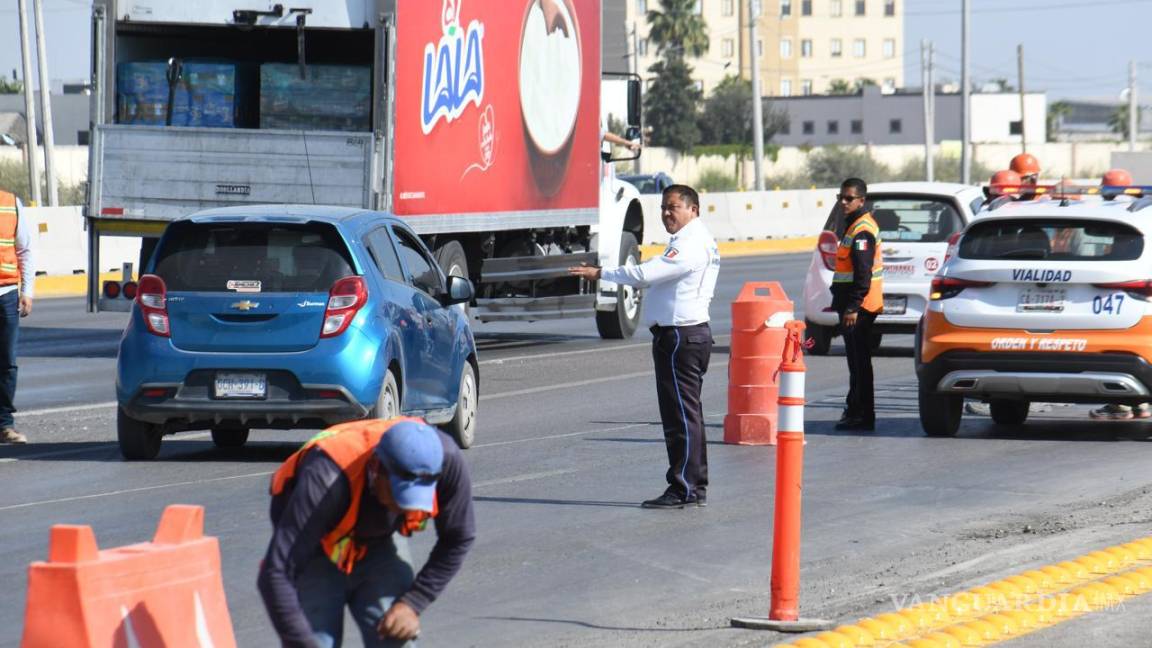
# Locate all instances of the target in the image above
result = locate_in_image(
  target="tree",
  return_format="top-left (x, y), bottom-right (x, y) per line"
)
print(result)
top-left (0, 78), bottom-right (22, 94)
top-left (827, 79), bottom-right (853, 95)
top-left (804, 146), bottom-right (892, 188)
top-left (854, 78), bottom-right (878, 92)
top-left (1110, 103), bottom-right (1141, 140)
top-left (698, 75), bottom-right (787, 146)
top-left (646, 0), bottom-right (709, 58)
top-left (1046, 101), bottom-right (1071, 142)
top-left (644, 57), bottom-right (701, 152)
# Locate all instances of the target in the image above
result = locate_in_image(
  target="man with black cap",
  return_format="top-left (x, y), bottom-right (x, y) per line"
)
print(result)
top-left (258, 417), bottom-right (475, 647)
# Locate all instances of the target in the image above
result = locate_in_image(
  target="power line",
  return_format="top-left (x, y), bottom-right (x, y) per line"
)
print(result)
top-left (906, 0), bottom-right (1149, 15)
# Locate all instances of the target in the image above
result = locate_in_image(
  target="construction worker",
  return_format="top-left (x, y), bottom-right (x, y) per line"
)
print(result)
top-left (832, 178), bottom-right (883, 431)
top-left (1010, 153), bottom-right (1041, 185)
top-left (1090, 168), bottom-right (1148, 420)
top-left (258, 417), bottom-right (475, 647)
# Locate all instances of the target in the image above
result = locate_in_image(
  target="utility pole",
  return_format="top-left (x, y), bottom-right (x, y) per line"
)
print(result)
top-left (749, 0), bottom-right (765, 191)
top-left (16, 0), bottom-right (41, 206)
top-left (33, 0), bottom-right (58, 206)
top-left (921, 40), bottom-right (934, 182)
top-left (1129, 60), bottom-right (1138, 152)
top-left (1017, 43), bottom-right (1026, 154)
top-left (960, 0), bottom-right (971, 184)
top-left (630, 22), bottom-right (641, 173)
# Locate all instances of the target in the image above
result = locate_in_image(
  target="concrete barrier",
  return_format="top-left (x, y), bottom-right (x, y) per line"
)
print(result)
top-left (638, 188), bottom-right (835, 247)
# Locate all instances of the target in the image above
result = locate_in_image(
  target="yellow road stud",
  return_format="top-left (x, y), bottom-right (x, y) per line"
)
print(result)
top-left (960, 619), bottom-right (1002, 642)
top-left (922, 631), bottom-right (964, 648)
top-left (832, 624), bottom-right (876, 645)
top-left (939, 624), bottom-right (984, 647)
top-left (812, 631), bottom-right (856, 648)
top-left (981, 613), bottom-right (1021, 637)
top-left (1017, 569), bottom-right (1057, 594)
top-left (858, 617), bottom-right (900, 640)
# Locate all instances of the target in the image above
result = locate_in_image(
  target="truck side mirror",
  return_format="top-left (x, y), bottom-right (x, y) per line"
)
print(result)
top-left (627, 78), bottom-right (642, 128)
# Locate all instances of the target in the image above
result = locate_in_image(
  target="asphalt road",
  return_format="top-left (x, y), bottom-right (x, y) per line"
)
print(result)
top-left (2, 253), bottom-right (1151, 647)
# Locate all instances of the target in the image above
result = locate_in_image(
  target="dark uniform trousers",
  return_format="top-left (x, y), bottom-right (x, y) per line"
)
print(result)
top-left (650, 322), bottom-right (713, 500)
top-left (841, 309), bottom-right (878, 422)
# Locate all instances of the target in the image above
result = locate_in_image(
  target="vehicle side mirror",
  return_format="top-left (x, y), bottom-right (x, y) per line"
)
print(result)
top-left (442, 275), bottom-right (474, 306)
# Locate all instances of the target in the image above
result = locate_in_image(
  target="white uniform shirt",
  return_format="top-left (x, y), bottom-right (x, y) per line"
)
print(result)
top-left (601, 218), bottom-right (719, 328)
top-left (0, 198), bottom-right (34, 299)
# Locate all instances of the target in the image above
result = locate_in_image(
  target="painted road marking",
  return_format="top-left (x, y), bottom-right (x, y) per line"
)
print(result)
top-left (775, 537), bottom-right (1152, 648)
top-left (0, 470), bottom-right (273, 512)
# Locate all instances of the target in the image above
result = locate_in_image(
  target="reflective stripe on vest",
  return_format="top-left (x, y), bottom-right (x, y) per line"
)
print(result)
top-left (831, 212), bottom-right (885, 313)
top-left (269, 415), bottom-right (434, 574)
top-left (0, 192), bottom-right (17, 287)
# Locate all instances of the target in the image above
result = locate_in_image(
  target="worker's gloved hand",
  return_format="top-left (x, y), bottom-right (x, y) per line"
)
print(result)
top-left (378, 600), bottom-right (421, 641)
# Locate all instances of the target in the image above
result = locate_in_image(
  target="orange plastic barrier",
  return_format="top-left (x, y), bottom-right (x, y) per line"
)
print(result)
top-left (21, 504), bottom-right (236, 648)
top-left (724, 281), bottom-right (794, 445)
top-left (771, 320), bottom-right (808, 621)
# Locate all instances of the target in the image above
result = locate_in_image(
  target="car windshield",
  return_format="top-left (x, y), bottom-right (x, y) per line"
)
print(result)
top-left (958, 218), bottom-right (1144, 261)
top-left (820, 195), bottom-right (963, 243)
top-left (152, 221), bottom-right (356, 292)
top-left (621, 175), bottom-right (660, 194)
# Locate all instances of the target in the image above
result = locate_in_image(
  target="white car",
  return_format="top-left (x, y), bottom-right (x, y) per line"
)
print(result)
top-left (916, 190), bottom-right (1152, 436)
top-left (802, 182), bottom-right (986, 354)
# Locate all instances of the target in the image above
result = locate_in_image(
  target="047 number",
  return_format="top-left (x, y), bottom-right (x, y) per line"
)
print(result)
top-left (1093, 294), bottom-right (1125, 315)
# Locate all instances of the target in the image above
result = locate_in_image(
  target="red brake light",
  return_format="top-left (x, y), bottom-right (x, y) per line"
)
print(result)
top-left (943, 232), bottom-right (962, 264)
top-left (930, 276), bottom-right (994, 300)
top-left (817, 230), bottom-right (839, 271)
top-left (1093, 280), bottom-right (1152, 298)
top-left (321, 276), bottom-right (368, 338)
top-left (136, 274), bottom-right (170, 337)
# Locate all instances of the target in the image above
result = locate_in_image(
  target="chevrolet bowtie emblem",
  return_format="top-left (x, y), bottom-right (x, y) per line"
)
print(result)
top-left (231, 300), bottom-right (260, 311)
top-left (882, 248), bottom-right (897, 255)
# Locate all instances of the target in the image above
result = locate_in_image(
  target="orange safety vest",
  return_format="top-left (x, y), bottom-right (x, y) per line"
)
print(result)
top-left (0, 191), bottom-right (19, 286)
top-left (270, 416), bottom-right (439, 574)
top-left (832, 211), bottom-right (885, 314)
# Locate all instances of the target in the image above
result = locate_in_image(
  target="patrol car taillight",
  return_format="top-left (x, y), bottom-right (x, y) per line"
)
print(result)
top-left (136, 274), bottom-right (170, 337)
top-left (817, 231), bottom-right (838, 270)
top-left (930, 276), bottom-right (993, 301)
top-left (321, 276), bottom-right (368, 338)
top-left (943, 232), bottom-right (963, 264)
top-left (1093, 280), bottom-right (1152, 298)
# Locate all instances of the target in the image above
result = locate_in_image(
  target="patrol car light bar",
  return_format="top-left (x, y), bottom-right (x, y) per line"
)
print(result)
top-left (987, 183), bottom-right (1152, 199)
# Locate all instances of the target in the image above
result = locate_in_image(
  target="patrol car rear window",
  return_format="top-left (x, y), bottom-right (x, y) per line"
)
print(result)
top-left (958, 219), bottom-right (1144, 261)
top-left (821, 195), bottom-right (962, 242)
top-left (152, 221), bottom-right (356, 292)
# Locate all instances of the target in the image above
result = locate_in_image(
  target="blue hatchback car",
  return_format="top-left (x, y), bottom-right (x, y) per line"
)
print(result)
top-left (116, 206), bottom-right (478, 460)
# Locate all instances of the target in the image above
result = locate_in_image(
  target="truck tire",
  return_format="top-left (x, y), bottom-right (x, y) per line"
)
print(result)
top-left (805, 320), bottom-right (832, 355)
top-left (368, 370), bottom-right (400, 420)
top-left (990, 399), bottom-right (1029, 425)
top-left (211, 426), bottom-right (250, 448)
top-left (441, 361), bottom-right (478, 449)
top-left (118, 408), bottom-right (163, 460)
top-left (434, 240), bottom-right (468, 281)
top-left (918, 385), bottom-right (962, 437)
top-left (596, 232), bottom-right (642, 339)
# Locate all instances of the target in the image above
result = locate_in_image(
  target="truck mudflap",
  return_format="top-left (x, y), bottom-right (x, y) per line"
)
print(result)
top-left (474, 252), bottom-right (597, 322)
top-left (89, 125), bottom-right (375, 219)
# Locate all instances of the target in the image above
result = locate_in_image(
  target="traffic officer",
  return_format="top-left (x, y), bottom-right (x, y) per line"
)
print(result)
top-left (831, 178), bottom-right (883, 432)
top-left (258, 417), bottom-right (476, 647)
top-left (569, 184), bottom-right (720, 509)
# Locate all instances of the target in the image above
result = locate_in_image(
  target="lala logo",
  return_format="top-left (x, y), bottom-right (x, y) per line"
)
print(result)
top-left (421, 0), bottom-right (486, 135)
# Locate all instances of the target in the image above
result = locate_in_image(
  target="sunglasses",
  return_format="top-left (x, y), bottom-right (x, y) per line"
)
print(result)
top-left (837, 194), bottom-right (863, 203)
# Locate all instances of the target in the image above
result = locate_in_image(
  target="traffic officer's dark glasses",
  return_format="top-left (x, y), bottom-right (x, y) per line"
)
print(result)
top-left (837, 194), bottom-right (863, 203)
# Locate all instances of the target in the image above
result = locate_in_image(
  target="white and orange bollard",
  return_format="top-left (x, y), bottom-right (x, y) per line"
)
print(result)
top-left (731, 320), bottom-right (833, 633)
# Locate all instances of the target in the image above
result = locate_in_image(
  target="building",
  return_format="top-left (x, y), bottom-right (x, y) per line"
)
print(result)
top-left (768, 85), bottom-right (1047, 146)
top-left (625, 0), bottom-right (903, 97)
top-left (1050, 97), bottom-right (1152, 142)
top-left (0, 91), bottom-right (92, 146)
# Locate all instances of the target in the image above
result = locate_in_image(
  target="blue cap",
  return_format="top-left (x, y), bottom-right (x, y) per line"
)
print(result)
top-left (374, 421), bottom-right (445, 512)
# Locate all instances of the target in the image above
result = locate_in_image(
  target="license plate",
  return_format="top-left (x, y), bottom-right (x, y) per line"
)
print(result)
top-left (214, 372), bottom-right (267, 399)
top-left (1017, 288), bottom-right (1066, 313)
top-left (882, 295), bottom-right (907, 315)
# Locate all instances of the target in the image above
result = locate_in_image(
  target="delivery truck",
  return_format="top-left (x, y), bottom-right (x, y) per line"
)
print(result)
top-left (86, 0), bottom-right (647, 338)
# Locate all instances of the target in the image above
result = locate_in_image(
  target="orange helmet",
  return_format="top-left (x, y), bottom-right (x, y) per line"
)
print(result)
top-left (1102, 168), bottom-right (1133, 186)
top-left (1010, 153), bottom-right (1041, 176)
top-left (990, 169), bottom-right (1022, 186)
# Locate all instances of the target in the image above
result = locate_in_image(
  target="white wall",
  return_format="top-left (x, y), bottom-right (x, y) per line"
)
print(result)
top-left (971, 93), bottom-right (1048, 145)
top-left (0, 145), bottom-right (89, 187)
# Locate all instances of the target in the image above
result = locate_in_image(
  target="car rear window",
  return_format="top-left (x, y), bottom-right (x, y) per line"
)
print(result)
top-left (820, 195), bottom-right (962, 242)
top-left (152, 221), bottom-right (356, 292)
top-left (958, 219), bottom-right (1144, 261)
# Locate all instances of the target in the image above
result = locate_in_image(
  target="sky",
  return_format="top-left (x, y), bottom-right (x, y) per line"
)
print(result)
top-left (0, 0), bottom-right (1149, 101)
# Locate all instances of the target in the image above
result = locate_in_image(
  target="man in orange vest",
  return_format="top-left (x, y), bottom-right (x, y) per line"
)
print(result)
top-left (830, 178), bottom-right (883, 431)
top-left (0, 189), bottom-right (33, 444)
top-left (258, 417), bottom-right (475, 646)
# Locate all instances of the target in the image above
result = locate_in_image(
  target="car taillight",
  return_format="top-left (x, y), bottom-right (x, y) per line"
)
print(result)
top-left (1093, 280), bottom-right (1152, 298)
top-left (136, 274), bottom-right (170, 337)
top-left (942, 232), bottom-right (962, 264)
top-left (817, 230), bottom-right (839, 271)
top-left (321, 276), bottom-right (368, 338)
top-left (930, 276), bottom-right (993, 300)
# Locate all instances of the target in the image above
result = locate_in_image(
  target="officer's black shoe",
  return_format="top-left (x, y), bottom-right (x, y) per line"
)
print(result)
top-left (690, 492), bottom-right (707, 508)
top-left (837, 410), bottom-right (858, 425)
top-left (835, 417), bottom-right (875, 431)
top-left (641, 492), bottom-right (690, 509)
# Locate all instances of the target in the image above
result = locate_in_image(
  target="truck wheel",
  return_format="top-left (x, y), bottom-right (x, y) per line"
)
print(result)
top-left (441, 361), bottom-right (478, 449)
top-left (369, 369), bottom-right (400, 420)
top-left (434, 240), bottom-right (470, 315)
top-left (990, 399), bottom-right (1029, 425)
top-left (918, 385), bottom-right (962, 437)
top-left (211, 426), bottom-right (250, 448)
top-left (805, 320), bottom-right (832, 355)
top-left (118, 408), bottom-right (163, 460)
top-left (596, 232), bottom-right (642, 339)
